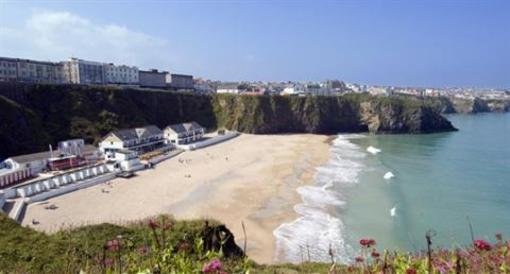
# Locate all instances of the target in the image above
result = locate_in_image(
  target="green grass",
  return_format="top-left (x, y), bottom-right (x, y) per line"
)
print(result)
top-left (1, 213), bottom-right (509, 273)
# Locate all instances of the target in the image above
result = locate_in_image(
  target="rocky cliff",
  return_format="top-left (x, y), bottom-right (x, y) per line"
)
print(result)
top-left (444, 97), bottom-right (509, 114)
top-left (409, 95), bottom-right (509, 114)
top-left (450, 97), bottom-right (491, 113)
top-left (0, 83), bottom-right (456, 158)
top-left (485, 99), bottom-right (510, 112)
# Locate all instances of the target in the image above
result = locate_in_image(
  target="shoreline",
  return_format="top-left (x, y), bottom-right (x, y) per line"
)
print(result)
top-left (20, 134), bottom-right (331, 264)
top-left (273, 134), bottom-right (370, 263)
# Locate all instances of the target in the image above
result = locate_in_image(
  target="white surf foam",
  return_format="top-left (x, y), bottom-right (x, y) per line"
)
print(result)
top-left (384, 172), bottom-right (395, 180)
top-left (390, 205), bottom-right (397, 217)
top-left (366, 146), bottom-right (381, 155)
top-left (273, 134), bottom-right (366, 264)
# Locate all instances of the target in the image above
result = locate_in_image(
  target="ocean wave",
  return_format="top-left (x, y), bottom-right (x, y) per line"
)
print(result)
top-left (273, 134), bottom-right (366, 263)
top-left (366, 146), bottom-right (381, 155)
top-left (384, 172), bottom-right (395, 180)
top-left (390, 205), bottom-right (397, 217)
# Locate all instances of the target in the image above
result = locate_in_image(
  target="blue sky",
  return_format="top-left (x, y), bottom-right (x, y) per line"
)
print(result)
top-left (0, 0), bottom-right (508, 88)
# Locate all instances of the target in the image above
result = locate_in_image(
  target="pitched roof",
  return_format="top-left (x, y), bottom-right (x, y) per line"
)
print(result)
top-left (165, 122), bottom-right (204, 134)
top-left (10, 151), bottom-right (53, 164)
top-left (110, 125), bottom-right (163, 141)
top-left (217, 83), bottom-right (240, 90)
top-left (82, 145), bottom-right (98, 154)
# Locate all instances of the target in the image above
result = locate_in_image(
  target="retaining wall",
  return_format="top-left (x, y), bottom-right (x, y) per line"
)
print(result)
top-left (0, 191), bottom-right (5, 212)
top-left (177, 132), bottom-right (239, 151)
top-left (148, 149), bottom-right (184, 165)
top-left (14, 164), bottom-right (109, 198)
top-left (8, 199), bottom-right (26, 222)
top-left (25, 173), bottom-right (116, 204)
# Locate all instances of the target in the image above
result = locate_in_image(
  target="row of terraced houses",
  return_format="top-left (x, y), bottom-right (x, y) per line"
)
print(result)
top-left (0, 56), bottom-right (193, 89)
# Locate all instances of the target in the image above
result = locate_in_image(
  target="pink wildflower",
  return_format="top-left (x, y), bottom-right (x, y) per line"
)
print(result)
top-left (148, 219), bottom-right (159, 230)
top-left (103, 258), bottom-right (114, 267)
top-left (106, 239), bottom-right (120, 251)
top-left (202, 258), bottom-right (222, 273)
top-left (474, 239), bottom-right (491, 251)
top-left (359, 238), bottom-right (376, 247)
top-left (406, 268), bottom-right (417, 274)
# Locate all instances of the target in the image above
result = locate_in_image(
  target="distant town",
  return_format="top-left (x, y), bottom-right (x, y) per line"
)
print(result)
top-left (1, 55), bottom-right (509, 100)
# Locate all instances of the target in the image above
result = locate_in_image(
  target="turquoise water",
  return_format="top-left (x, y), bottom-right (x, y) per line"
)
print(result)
top-left (344, 113), bottom-right (510, 255)
top-left (274, 113), bottom-right (510, 263)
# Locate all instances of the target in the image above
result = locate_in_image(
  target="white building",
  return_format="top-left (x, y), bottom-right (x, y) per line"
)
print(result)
top-left (345, 83), bottom-right (361, 93)
top-left (164, 122), bottom-right (205, 145)
top-left (106, 149), bottom-right (144, 172)
top-left (0, 57), bottom-right (18, 82)
top-left (0, 57), bottom-right (67, 84)
top-left (57, 139), bottom-right (102, 164)
top-left (0, 151), bottom-right (48, 188)
top-left (99, 125), bottom-right (166, 160)
top-left (216, 83), bottom-right (240, 94)
top-left (166, 73), bottom-right (193, 89)
top-left (62, 58), bottom-right (105, 85)
top-left (282, 86), bottom-right (305, 96)
top-left (368, 86), bottom-right (388, 96)
top-left (0, 140), bottom-right (100, 188)
top-left (104, 63), bottom-right (139, 85)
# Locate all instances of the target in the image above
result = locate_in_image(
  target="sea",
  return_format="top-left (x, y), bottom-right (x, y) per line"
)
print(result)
top-left (274, 112), bottom-right (510, 263)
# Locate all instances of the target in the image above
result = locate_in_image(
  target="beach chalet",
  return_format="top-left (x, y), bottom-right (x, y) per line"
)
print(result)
top-left (164, 122), bottom-right (205, 145)
top-left (0, 151), bottom-right (49, 188)
top-left (105, 149), bottom-right (144, 172)
top-left (49, 139), bottom-right (101, 170)
top-left (99, 125), bottom-right (165, 159)
top-left (0, 139), bottom-right (100, 188)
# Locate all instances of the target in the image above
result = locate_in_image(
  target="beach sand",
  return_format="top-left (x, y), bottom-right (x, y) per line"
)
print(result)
top-left (21, 134), bottom-right (330, 264)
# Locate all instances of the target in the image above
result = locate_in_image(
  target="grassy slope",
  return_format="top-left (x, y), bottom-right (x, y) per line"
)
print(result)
top-left (0, 95), bottom-right (51, 158)
top-left (0, 213), bottom-right (220, 273)
top-left (0, 212), bottom-right (343, 273)
top-left (2, 213), bottom-right (508, 273)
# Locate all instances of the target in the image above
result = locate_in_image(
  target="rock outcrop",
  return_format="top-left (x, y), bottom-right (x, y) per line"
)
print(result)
top-left (415, 95), bottom-right (509, 114)
top-left (202, 221), bottom-right (244, 258)
top-left (485, 99), bottom-right (510, 112)
top-left (449, 97), bottom-right (509, 114)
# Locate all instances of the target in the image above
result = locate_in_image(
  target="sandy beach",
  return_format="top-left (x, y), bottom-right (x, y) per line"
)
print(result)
top-left (21, 134), bottom-right (330, 263)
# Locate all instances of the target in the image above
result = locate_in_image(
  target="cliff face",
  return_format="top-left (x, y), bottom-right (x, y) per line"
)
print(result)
top-left (423, 96), bottom-right (457, 114)
top-left (212, 94), bottom-right (455, 134)
top-left (0, 83), bottom-right (456, 158)
top-left (358, 99), bottom-right (455, 133)
top-left (485, 99), bottom-right (510, 112)
top-left (212, 95), bottom-right (366, 134)
top-left (0, 96), bottom-right (52, 157)
top-left (412, 96), bottom-right (509, 114)
top-left (451, 98), bottom-right (491, 113)
top-left (449, 97), bottom-right (510, 114)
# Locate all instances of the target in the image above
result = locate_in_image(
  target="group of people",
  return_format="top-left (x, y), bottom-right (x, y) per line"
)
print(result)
top-left (101, 181), bottom-right (114, 194)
